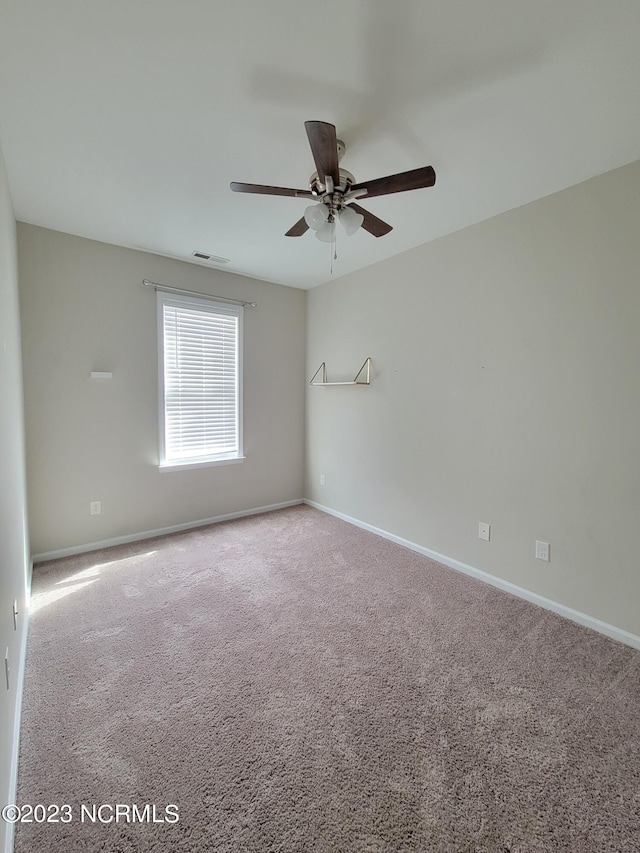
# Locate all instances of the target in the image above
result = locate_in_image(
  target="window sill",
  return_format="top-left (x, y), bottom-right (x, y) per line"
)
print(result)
top-left (159, 456), bottom-right (246, 473)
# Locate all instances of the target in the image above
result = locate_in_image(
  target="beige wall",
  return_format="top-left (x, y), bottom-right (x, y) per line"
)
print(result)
top-left (0, 144), bottom-right (30, 852)
top-left (19, 225), bottom-right (306, 555)
top-left (306, 159), bottom-right (640, 637)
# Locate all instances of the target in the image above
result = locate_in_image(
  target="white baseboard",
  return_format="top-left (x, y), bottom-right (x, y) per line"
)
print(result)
top-left (305, 499), bottom-right (640, 652)
top-left (5, 602), bottom-right (29, 853)
top-left (32, 499), bottom-right (305, 564)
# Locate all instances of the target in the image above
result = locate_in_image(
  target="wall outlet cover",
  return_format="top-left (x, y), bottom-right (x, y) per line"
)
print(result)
top-left (536, 540), bottom-right (550, 561)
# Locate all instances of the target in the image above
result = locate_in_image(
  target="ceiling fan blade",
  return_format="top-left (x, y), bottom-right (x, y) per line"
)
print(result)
top-left (230, 182), bottom-right (315, 199)
top-left (304, 121), bottom-right (340, 186)
top-left (285, 217), bottom-right (309, 237)
top-left (350, 166), bottom-right (436, 199)
top-left (349, 203), bottom-right (393, 237)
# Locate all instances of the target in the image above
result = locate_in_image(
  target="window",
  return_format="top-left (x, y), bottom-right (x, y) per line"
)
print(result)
top-left (158, 292), bottom-right (243, 470)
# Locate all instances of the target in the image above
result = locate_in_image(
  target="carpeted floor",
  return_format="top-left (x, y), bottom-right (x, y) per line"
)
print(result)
top-left (14, 505), bottom-right (640, 851)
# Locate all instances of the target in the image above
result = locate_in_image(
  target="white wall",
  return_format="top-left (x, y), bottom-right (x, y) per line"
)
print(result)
top-left (306, 159), bottom-right (640, 638)
top-left (18, 225), bottom-right (306, 555)
top-left (0, 144), bottom-right (30, 853)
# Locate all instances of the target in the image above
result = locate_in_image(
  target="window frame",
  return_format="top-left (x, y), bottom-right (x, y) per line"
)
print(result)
top-left (157, 291), bottom-right (244, 472)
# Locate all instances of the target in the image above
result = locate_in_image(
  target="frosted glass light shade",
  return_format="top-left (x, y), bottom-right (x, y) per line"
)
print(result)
top-left (315, 221), bottom-right (336, 243)
top-left (340, 205), bottom-right (364, 236)
top-left (304, 203), bottom-right (329, 231)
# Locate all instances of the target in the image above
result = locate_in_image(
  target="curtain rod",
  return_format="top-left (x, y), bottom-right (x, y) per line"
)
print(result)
top-left (142, 279), bottom-right (257, 307)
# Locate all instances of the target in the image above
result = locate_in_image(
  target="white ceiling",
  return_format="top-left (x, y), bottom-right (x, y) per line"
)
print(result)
top-left (1, 1), bottom-right (640, 290)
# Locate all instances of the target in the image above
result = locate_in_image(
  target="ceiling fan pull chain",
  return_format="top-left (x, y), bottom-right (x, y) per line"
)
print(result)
top-left (332, 228), bottom-right (338, 273)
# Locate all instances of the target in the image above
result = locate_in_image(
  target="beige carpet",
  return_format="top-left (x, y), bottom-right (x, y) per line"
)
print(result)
top-left (15, 505), bottom-right (640, 851)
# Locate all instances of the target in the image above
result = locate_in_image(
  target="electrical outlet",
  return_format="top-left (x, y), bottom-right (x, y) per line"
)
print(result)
top-left (535, 540), bottom-right (550, 561)
top-left (478, 522), bottom-right (491, 541)
top-left (320, 474), bottom-right (326, 486)
top-left (90, 500), bottom-right (102, 516)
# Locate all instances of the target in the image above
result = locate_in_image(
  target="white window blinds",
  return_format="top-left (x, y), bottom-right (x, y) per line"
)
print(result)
top-left (159, 294), bottom-right (242, 466)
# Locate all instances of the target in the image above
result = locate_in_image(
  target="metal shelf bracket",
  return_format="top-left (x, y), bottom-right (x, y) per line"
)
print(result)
top-left (310, 357), bottom-right (371, 386)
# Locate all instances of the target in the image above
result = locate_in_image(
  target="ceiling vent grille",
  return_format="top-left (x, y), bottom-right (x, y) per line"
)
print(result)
top-left (191, 251), bottom-right (230, 264)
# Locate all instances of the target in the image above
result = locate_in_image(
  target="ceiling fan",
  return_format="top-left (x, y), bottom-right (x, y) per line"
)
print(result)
top-left (230, 121), bottom-right (436, 242)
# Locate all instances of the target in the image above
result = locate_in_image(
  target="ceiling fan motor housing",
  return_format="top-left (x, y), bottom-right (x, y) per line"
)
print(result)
top-left (309, 167), bottom-right (356, 200)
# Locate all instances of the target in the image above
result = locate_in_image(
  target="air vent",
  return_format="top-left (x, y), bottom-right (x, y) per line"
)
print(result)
top-left (191, 251), bottom-right (230, 264)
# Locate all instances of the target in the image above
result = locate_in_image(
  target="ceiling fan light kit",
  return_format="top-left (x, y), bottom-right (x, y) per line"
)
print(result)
top-left (315, 220), bottom-right (336, 243)
top-left (304, 202), bottom-right (329, 230)
top-left (303, 199), bottom-right (365, 242)
top-left (340, 204), bottom-right (364, 236)
top-left (230, 120), bottom-right (436, 244)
